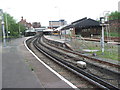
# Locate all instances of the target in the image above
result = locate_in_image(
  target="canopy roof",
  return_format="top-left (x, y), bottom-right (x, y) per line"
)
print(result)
top-left (74, 18), bottom-right (101, 28)
top-left (61, 18), bottom-right (101, 30)
top-left (43, 29), bottom-right (53, 32)
top-left (71, 17), bottom-right (87, 25)
top-left (55, 25), bottom-right (67, 31)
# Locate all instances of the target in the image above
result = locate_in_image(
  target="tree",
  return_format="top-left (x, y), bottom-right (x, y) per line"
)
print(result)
top-left (108, 11), bottom-right (120, 20)
top-left (18, 23), bottom-right (26, 35)
top-left (3, 12), bottom-right (26, 38)
top-left (3, 13), bottom-right (19, 37)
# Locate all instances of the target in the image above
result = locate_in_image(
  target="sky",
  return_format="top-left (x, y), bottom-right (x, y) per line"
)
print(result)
top-left (0, 0), bottom-right (120, 26)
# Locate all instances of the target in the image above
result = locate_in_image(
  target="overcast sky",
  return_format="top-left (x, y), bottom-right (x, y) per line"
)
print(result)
top-left (0, 0), bottom-right (119, 26)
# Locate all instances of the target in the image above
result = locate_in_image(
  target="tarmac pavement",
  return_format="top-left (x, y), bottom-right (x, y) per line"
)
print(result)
top-left (2, 38), bottom-right (42, 88)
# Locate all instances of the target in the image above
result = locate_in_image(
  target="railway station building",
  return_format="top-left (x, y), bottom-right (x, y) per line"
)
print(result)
top-left (61, 17), bottom-right (102, 38)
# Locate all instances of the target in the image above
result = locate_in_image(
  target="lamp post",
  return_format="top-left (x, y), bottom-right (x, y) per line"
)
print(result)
top-left (19, 23), bottom-right (21, 37)
top-left (2, 19), bottom-right (6, 47)
top-left (54, 6), bottom-right (60, 20)
top-left (103, 11), bottom-right (110, 41)
top-left (55, 6), bottom-right (61, 39)
top-left (100, 17), bottom-right (105, 54)
top-left (0, 9), bottom-right (6, 47)
top-left (4, 8), bottom-right (11, 38)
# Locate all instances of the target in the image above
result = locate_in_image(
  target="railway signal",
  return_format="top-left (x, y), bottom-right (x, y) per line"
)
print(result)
top-left (100, 17), bottom-right (105, 54)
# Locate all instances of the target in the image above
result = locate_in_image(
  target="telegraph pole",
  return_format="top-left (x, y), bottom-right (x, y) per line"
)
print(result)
top-left (19, 23), bottom-right (21, 37)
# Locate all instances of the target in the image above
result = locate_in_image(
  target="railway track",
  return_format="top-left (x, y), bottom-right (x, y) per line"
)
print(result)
top-left (43, 36), bottom-right (120, 70)
top-left (42, 36), bottom-right (120, 77)
top-left (26, 35), bottom-right (120, 90)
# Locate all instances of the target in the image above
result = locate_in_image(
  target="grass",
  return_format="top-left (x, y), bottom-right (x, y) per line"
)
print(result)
top-left (104, 32), bottom-right (120, 37)
top-left (93, 51), bottom-right (118, 61)
top-left (85, 44), bottom-right (118, 60)
top-left (69, 39), bottom-right (119, 61)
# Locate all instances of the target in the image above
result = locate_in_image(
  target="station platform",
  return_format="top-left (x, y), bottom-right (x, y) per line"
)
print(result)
top-left (2, 37), bottom-right (74, 89)
top-left (44, 35), bottom-right (66, 43)
top-left (2, 38), bottom-right (42, 88)
top-left (44, 35), bottom-right (120, 45)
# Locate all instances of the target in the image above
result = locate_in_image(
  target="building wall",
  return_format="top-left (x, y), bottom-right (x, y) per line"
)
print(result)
top-left (32, 22), bottom-right (41, 28)
top-left (19, 17), bottom-right (32, 29)
top-left (109, 19), bottom-right (120, 33)
top-left (49, 21), bottom-right (60, 28)
top-left (49, 19), bottom-right (67, 29)
top-left (75, 27), bottom-right (101, 37)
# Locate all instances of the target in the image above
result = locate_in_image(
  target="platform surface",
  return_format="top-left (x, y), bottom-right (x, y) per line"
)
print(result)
top-left (2, 37), bottom-right (74, 89)
top-left (2, 37), bottom-right (43, 88)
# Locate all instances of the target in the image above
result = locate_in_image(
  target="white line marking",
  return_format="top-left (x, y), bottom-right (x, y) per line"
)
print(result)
top-left (24, 38), bottom-right (78, 89)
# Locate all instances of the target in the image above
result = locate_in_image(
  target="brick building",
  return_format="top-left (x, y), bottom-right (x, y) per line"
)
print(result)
top-left (19, 17), bottom-right (32, 29)
top-left (109, 19), bottom-right (120, 32)
top-left (32, 22), bottom-right (41, 28)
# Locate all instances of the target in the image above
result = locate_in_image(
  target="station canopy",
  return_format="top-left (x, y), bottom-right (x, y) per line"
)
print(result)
top-left (43, 29), bottom-right (53, 32)
top-left (61, 24), bottom-right (73, 30)
top-left (62, 17), bottom-right (101, 30)
top-left (74, 18), bottom-right (101, 28)
top-left (55, 25), bottom-right (68, 31)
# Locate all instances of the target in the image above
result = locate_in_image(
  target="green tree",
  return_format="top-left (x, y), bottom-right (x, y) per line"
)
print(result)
top-left (19, 23), bottom-right (26, 35)
top-left (3, 13), bottom-right (19, 37)
top-left (108, 11), bottom-right (120, 20)
top-left (3, 12), bottom-right (26, 38)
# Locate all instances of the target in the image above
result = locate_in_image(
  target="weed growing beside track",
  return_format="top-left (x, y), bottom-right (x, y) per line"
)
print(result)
top-left (66, 38), bottom-right (119, 61)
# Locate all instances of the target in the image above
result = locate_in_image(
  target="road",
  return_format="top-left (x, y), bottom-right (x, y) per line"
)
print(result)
top-left (2, 37), bottom-right (42, 88)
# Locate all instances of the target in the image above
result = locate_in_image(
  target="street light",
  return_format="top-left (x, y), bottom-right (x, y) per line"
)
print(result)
top-left (4, 8), bottom-right (11, 38)
top-left (103, 11), bottom-right (110, 41)
top-left (54, 6), bottom-right (60, 20)
top-left (103, 11), bottom-right (110, 22)
top-left (19, 23), bottom-right (21, 37)
top-left (0, 9), bottom-right (6, 47)
top-left (55, 6), bottom-right (62, 39)
top-left (1, 20), bottom-right (6, 47)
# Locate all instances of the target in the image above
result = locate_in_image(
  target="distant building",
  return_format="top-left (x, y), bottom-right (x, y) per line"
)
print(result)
top-left (49, 19), bottom-right (67, 29)
top-left (26, 23), bottom-right (32, 29)
top-left (32, 22), bottom-right (41, 28)
top-left (19, 17), bottom-right (32, 29)
top-left (19, 17), bottom-right (26, 26)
